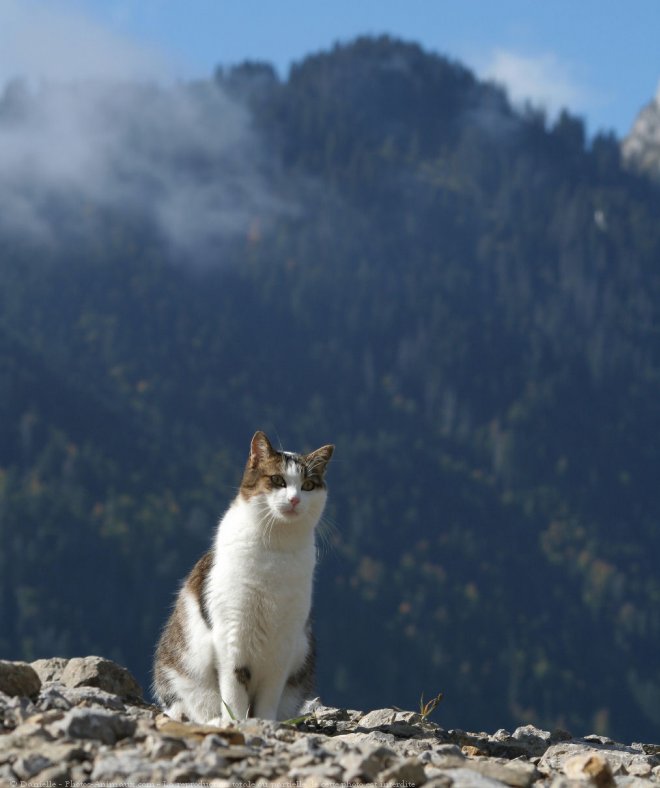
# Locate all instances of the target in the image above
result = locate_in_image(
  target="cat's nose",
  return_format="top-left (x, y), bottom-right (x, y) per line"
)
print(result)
top-left (289, 494), bottom-right (300, 507)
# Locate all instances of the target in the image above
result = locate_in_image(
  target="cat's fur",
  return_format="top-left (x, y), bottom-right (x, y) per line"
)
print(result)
top-left (153, 431), bottom-right (334, 722)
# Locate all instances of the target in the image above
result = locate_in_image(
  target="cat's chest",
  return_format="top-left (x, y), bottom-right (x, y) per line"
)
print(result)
top-left (206, 545), bottom-right (313, 652)
top-left (210, 539), bottom-right (314, 606)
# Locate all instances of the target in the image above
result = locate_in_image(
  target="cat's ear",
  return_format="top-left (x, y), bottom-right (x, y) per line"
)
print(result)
top-left (305, 444), bottom-right (334, 475)
top-left (249, 431), bottom-right (276, 468)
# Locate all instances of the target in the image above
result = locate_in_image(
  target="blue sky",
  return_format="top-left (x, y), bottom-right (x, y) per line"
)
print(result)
top-left (2, 0), bottom-right (660, 138)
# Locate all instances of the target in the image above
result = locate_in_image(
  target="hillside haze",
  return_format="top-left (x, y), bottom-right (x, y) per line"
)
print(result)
top-left (1, 36), bottom-right (660, 742)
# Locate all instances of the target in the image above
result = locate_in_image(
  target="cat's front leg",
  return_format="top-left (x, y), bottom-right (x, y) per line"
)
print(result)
top-left (218, 667), bottom-right (250, 721)
top-left (253, 673), bottom-right (287, 720)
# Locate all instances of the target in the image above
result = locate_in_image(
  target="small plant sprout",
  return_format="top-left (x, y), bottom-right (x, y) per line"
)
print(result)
top-left (221, 699), bottom-right (237, 721)
top-left (283, 712), bottom-right (313, 727)
top-left (419, 691), bottom-right (444, 720)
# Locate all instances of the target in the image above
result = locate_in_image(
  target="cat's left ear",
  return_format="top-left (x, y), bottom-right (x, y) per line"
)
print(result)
top-left (305, 444), bottom-right (334, 475)
top-left (249, 431), bottom-right (277, 468)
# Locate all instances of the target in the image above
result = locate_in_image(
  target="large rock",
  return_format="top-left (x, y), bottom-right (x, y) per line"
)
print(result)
top-left (32, 656), bottom-right (143, 700)
top-left (0, 661), bottom-right (41, 699)
top-left (31, 657), bottom-right (69, 684)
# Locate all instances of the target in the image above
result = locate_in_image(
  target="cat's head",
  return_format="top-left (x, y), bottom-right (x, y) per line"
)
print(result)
top-left (240, 431), bottom-right (334, 525)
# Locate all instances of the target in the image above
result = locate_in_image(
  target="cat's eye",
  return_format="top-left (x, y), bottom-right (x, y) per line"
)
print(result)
top-left (301, 479), bottom-right (316, 492)
top-left (270, 474), bottom-right (286, 488)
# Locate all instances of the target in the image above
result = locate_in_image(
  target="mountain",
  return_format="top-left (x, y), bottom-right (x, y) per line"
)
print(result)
top-left (2, 35), bottom-right (660, 742)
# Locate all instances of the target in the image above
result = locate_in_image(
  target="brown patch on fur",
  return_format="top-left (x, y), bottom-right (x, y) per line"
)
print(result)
top-left (153, 594), bottom-right (187, 706)
top-left (153, 551), bottom-right (216, 707)
top-left (234, 665), bottom-right (251, 688)
top-left (286, 627), bottom-right (316, 697)
top-left (240, 454), bottom-right (287, 500)
top-left (186, 550), bottom-right (214, 628)
top-left (240, 431), bottom-right (284, 500)
top-left (303, 444), bottom-right (334, 478)
top-left (155, 599), bottom-right (186, 673)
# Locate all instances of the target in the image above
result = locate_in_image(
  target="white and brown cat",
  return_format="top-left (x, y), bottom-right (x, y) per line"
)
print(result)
top-left (153, 431), bottom-right (334, 722)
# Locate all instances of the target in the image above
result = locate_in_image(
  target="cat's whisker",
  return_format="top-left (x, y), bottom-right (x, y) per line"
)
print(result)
top-left (262, 510), bottom-right (276, 548)
top-left (254, 501), bottom-right (275, 548)
top-left (316, 515), bottom-right (340, 558)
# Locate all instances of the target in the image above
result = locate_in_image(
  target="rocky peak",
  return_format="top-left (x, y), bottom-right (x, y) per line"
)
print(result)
top-left (1, 656), bottom-right (659, 785)
top-left (622, 88), bottom-right (660, 177)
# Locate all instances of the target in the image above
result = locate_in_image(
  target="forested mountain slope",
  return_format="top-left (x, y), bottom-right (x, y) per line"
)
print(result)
top-left (1, 36), bottom-right (660, 741)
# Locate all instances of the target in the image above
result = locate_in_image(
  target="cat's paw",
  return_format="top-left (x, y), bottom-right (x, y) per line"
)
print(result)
top-left (206, 716), bottom-right (224, 727)
top-left (163, 703), bottom-right (186, 722)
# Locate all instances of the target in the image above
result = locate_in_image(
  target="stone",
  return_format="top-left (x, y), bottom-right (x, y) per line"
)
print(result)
top-left (199, 733), bottom-right (231, 753)
top-left (3, 716), bottom-right (60, 747)
top-left (464, 759), bottom-right (539, 787)
top-left (38, 682), bottom-right (127, 714)
top-left (338, 746), bottom-right (397, 781)
top-left (7, 741), bottom-right (88, 782)
top-left (31, 657), bottom-right (69, 684)
top-left (0, 764), bottom-right (17, 784)
top-left (359, 707), bottom-right (398, 729)
top-left (11, 751), bottom-right (53, 780)
top-left (510, 724), bottom-right (553, 757)
top-left (422, 777), bottom-right (454, 788)
top-left (289, 762), bottom-right (345, 782)
top-left (0, 661), bottom-right (41, 699)
top-left (396, 710), bottom-right (426, 724)
top-left (313, 704), bottom-right (349, 721)
top-left (28, 762), bottom-right (72, 786)
top-left (144, 733), bottom-right (189, 758)
top-left (636, 742), bottom-right (660, 756)
top-left (36, 685), bottom-right (74, 712)
top-left (540, 740), bottom-right (656, 777)
top-left (90, 750), bottom-right (156, 782)
top-left (59, 656), bottom-right (143, 700)
top-left (2, 694), bottom-right (38, 728)
top-left (448, 766), bottom-right (513, 786)
top-left (59, 684), bottom-right (127, 711)
top-left (379, 755), bottom-right (427, 786)
top-left (464, 744), bottom-right (487, 756)
top-left (563, 752), bottom-right (615, 786)
top-left (627, 759), bottom-right (653, 777)
top-left (329, 729), bottom-right (398, 752)
top-left (420, 744), bottom-right (467, 769)
top-left (49, 707), bottom-right (137, 745)
top-left (288, 734), bottom-right (329, 756)
top-left (155, 714), bottom-right (245, 744)
top-left (219, 744), bottom-right (254, 760)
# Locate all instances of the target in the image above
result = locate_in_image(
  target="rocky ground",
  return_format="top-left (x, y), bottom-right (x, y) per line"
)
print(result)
top-left (0, 657), bottom-right (659, 786)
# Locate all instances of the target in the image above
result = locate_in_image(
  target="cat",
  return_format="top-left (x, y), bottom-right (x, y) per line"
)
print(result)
top-left (153, 430), bottom-right (334, 723)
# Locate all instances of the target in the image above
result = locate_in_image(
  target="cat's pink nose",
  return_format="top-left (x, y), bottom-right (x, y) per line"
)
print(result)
top-left (289, 495), bottom-right (300, 507)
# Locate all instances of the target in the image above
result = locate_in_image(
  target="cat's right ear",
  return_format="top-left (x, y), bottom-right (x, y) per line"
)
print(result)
top-left (249, 431), bottom-right (276, 468)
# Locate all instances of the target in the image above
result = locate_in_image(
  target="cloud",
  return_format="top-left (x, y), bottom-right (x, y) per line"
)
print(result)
top-left (482, 49), bottom-right (587, 119)
top-left (0, 2), bottom-right (297, 256)
top-left (0, 79), bottom-right (297, 253)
